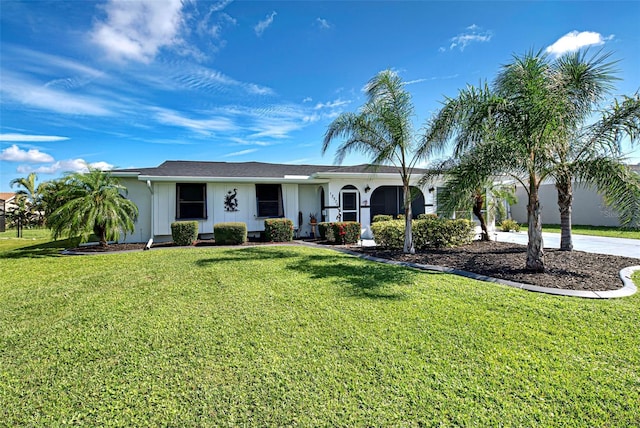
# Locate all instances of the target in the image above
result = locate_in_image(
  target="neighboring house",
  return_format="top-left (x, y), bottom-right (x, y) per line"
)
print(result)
top-left (510, 164), bottom-right (640, 227)
top-left (112, 160), bottom-right (441, 243)
top-left (0, 192), bottom-right (16, 233)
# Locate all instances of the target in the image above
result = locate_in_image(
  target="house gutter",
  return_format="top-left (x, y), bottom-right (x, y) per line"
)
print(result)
top-left (136, 175), bottom-right (329, 184)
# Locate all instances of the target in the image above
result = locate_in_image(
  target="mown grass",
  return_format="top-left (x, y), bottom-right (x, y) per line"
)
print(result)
top-left (518, 224), bottom-right (640, 239)
top-left (1, 243), bottom-right (639, 426)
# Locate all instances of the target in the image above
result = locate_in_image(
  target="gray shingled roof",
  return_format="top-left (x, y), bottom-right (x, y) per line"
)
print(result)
top-left (113, 160), bottom-right (420, 178)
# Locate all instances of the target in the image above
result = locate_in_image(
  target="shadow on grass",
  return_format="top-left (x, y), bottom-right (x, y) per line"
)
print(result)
top-left (196, 246), bottom-right (434, 300)
top-left (0, 238), bottom-right (80, 259)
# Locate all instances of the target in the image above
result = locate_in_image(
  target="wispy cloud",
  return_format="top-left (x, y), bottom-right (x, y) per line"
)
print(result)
top-left (17, 159), bottom-right (114, 174)
top-left (404, 78), bottom-right (427, 85)
top-left (222, 148), bottom-right (258, 157)
top-left (1, 72), bottom-right (113, 116)
top-left (545, 31), bottom-right (613, 56)
top-left (153, 108), bottom-right (237, 134)
top-left (0, 144), bottom-right (54, 163)
top-left (314, 99), bottom-right (350, 110)
top-left (0, 133), bottom-right (69, 142)
top-left (444, 24), bottom-right (492, 51)
top-left (316, 18), bottom-right (331, 30)
top-left (255, 11), bottom-right (277, 37)
top-left (90, 0), bottom-right (184, 63)
top-left (171, 66), bottom-right (275, 96)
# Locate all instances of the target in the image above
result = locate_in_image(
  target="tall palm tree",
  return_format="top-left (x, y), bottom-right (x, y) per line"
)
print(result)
top-left (10, 172), bottom-right (44, 226)
top-left (424, 51), bottom-right (579, 271)
top-left (550, 92), bottom-right (640, 250)
top-left (322, 70), bottom-right (435, 254)
top-left (48, 168), bottom-right (138, 246)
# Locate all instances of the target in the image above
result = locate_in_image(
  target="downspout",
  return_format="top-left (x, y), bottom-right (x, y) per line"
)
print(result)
top-left (146, 180), bottom-right (154, 249)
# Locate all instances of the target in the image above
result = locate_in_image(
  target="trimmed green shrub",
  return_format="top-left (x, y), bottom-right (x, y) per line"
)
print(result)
top-left (317, 222), bottom-right (334, 241)
top-left (319, 222), bottom-right (361, 244)
top-left (371, 218), bottom-right (474, 250)
top-left (416, 213), bottom-right (438, 220)
top-left (171, 221), bottom-right (198, 246)
top-left (264, 218), bottom-right (294, 242)
top-left (500, 219), bottom-right (521, 232)
top-left (370, 220), bottom-right (404, 249)
top-left (214, 222), bottom-right (247, 245)
top-left (372, 214), bottom-right (393, 223)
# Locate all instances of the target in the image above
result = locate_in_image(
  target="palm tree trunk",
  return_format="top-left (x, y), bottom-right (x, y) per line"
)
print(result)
top-left (473, 191), bottom-right (491, 241)
top-left (526, 181), bottom-right (545, 272)
top-left (556, 178), bottom-right (573, 251)
top-left (403, 182), bottom-right (415, 254)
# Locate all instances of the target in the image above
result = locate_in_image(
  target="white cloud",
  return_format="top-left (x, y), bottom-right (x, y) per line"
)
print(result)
top-left (404, 78), bottom-right (427, 85)
top-left (255, 11), bottom-right (277, 37)
top-left (222, 148), bottom-right (258, 157)
top-left (316, 18), bottom-right (331, 29)
top-left (1, 72), bottom-right (112, 116)
top-left (302, 97), bottom-right (312, 103)
top-left (446, 25), bottom-right (492, 51)
top-left (0, 144), bottom-right (54, 163)
top-left (0, 134), bottom-right (69, 142)
top-left (545, 31), bottom-right (613, 56)
top-left (153, 108), bottom-right (237, 134)
top-left (314, 99), bottom-right (350, 110)
top-left (90, 0), bottom-right (184, 63)
top-left (172, 66), bottom-right (274, 96)
top-left (17, 159), bottom-right (114, 174)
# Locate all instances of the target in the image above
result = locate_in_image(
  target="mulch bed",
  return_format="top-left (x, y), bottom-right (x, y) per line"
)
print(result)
top-left (67, 239), bottom-right (638, 292)
top-left (349, 240), bottom-right (639, 291)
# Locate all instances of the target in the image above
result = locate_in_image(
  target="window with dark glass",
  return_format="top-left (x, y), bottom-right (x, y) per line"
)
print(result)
top-left (256, 184), bottom-right (283, 217)
top-left (176, 183), bottom-right (207, 219)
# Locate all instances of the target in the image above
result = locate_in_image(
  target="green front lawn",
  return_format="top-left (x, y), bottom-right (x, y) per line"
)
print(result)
top-left (518, 224), bottom-right (640, 239)
top-left (1, 244), bottom-right (639, 426)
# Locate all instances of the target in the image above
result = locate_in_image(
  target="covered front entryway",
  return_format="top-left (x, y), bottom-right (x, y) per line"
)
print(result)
top-left (370, 186), bottom-right (425, 218)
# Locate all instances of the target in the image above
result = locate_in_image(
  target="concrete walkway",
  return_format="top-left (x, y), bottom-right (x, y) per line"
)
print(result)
top-left (493, 231), bottom-right (639, 259)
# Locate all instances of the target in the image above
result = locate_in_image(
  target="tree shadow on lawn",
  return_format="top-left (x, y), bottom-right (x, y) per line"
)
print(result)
top-left (0, 238), bottom-right (79, 259)
top-left (195, 246), bottom-right (434, 300)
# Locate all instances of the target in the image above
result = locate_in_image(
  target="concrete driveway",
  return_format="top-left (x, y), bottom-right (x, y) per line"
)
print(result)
top-left (494, 231), bottom-right (640, 259)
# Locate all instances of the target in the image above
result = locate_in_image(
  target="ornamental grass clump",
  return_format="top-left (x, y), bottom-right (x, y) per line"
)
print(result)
top-left (171, 221), bottom-right (198, 246)
top-left (264, 218), bottom-right (294, 242)
top-left (214, 222), bottom-right (247, 245)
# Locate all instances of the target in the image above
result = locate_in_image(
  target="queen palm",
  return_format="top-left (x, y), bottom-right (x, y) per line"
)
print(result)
top-left (424, 51), bottom-right (587, 271)
top-left (323, 70), bottom-right (435, 254)
top-left (48, 168), bottom-right (138, 246)
top-left (550, 91), bottom-right (640, 250)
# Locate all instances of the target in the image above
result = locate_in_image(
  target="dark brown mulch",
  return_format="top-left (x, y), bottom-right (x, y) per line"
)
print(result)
top-left (350, 240), bottom-right (638, 292)
top-left (67, 239), bottom-right (638, 292)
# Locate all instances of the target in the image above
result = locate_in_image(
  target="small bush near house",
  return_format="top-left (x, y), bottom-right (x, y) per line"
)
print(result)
top-left (414, 217), bottom-right (474, 249)
top-left (500, 219), bottom-right (521, 232)
top-left (416, 213), bottom-right (438, 220)
top-left (319, 222), bottom-right (361, 244)
top-left (264, 218), bottom-right (294, 242)
top-left (317, 222), bottom-right (334, 241)
top-left (171, 221), bottom-right (199, 246)
top-left (214, 222), bottom-right (247, 245)
top-left (372, 214), bottom-right (393, 223)
top-left (371, 218), bottom-right (474, 249)
top-left (370, 220), bottom-right (404, 249)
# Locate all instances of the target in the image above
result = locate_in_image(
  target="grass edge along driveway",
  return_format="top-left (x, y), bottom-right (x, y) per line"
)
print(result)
top-left (1, 245), bottom-right (639, 426)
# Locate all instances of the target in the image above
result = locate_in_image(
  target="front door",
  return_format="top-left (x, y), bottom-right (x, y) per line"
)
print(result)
top-left (341, 190), bottom-right (359, 222)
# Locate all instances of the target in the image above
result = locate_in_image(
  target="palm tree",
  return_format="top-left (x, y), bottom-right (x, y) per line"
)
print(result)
top-left (48, 168), bottom-right (138, 246)
top-left (424, 49), bottom-right (640, 269)
top-left (424, 51), bottom-right (584, 271)
top-left (322, 70), bottom-right (435, 254)
top-left (10, 172), bottom-right (44, 226)
top-left (550, 91), bottom-right (640, 250)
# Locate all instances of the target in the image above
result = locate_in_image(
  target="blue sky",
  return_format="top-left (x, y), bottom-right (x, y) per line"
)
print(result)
top-left (1, 0), bottom-right (639, 192)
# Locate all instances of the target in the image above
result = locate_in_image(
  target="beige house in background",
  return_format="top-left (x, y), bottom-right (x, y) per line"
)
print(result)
top-left (510, 164), bottom-right (640, 227)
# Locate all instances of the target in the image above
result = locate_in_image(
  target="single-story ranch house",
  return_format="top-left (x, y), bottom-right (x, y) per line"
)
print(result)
top-left (112, 160), bottom-right (442, 243)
